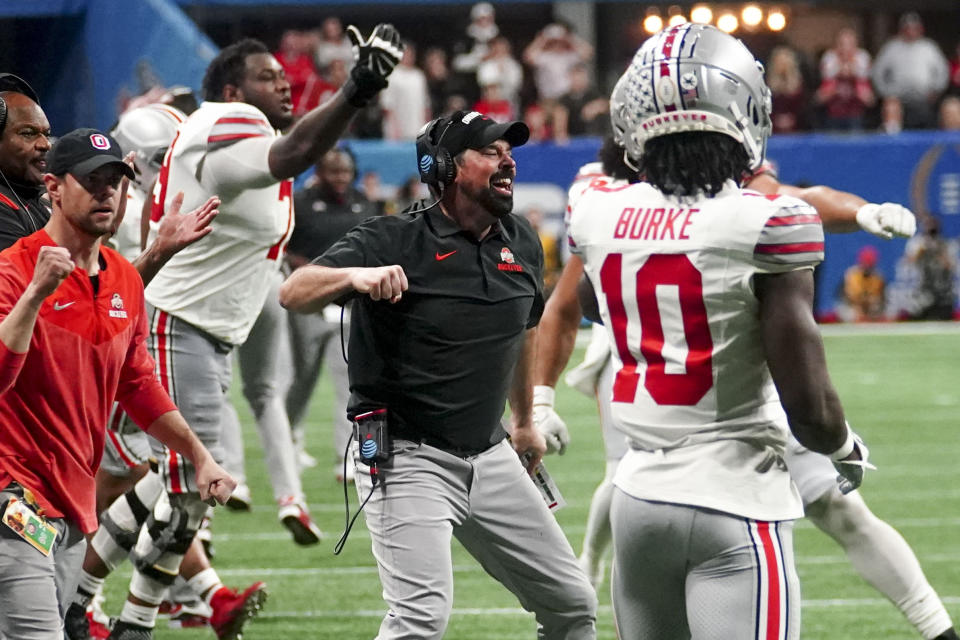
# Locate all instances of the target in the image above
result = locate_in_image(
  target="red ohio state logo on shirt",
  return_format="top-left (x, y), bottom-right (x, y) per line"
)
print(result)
top-left (109, 293), bottom-right (128, 318)
top-left (498, 247), bottom-right (523, 272)
top-left (90, 134), bottom-right (110, 150)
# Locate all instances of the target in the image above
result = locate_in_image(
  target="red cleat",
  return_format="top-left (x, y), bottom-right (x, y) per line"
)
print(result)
top-left (86, 611), bottom-right (112, 639)
top-left (209, 582), bottom-right (268, 640)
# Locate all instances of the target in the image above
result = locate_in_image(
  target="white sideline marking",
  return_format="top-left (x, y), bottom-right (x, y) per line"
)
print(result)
top-left (255, 597), bottom-right (960, 619)
top-left (574, 322), bottom-right (960, 347)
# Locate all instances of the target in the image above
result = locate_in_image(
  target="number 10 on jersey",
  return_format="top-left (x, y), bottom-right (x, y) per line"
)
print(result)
top-left (598, 253), bottom-right (714, 407)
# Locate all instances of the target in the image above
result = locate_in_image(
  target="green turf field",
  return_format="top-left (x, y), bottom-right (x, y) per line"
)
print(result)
top-left (104, 323), bottom-right (960, 639)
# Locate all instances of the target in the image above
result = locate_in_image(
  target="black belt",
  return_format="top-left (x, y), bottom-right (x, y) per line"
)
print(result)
top-left (391, 429), bottom-right (494, 459)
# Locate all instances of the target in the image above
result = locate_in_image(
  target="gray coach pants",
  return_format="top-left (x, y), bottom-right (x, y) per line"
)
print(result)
top-left (610, 491), bottom-right (800, 640)
top-left (222, 271), bottom-right (304, 502)
top-left (354, 438), bottom-right (597, 640)
top-left (0, 486), bottom-right (86, 639)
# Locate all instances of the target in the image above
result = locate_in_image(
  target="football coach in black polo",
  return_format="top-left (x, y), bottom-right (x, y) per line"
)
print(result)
top-left (279, 110), bottom-right (597, 640)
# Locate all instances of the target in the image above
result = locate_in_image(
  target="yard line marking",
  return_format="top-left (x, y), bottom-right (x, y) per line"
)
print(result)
top-left (253, 597), bottom-right (960, 619)
top-left (575, 323), bottom-right (960, 347)
top-left (818, 322), bottom-right (960, 338)
top-left (212, 551), bottom-right (960, 577)
top-left (210, 513), bottom-right (960, 544)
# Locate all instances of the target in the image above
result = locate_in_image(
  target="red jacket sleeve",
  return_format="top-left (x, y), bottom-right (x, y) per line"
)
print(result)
top-left (115, 292), bottom-right (177, 429)
top-left (0, 259), bottom-right (28, 394)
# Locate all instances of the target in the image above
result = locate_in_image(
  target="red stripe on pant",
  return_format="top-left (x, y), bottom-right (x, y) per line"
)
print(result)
top-left (756, 521), bottom-right (782, 640)
top-left (168, 450), bottom-right (183, 493)
top-left (107, 429), bottom-right (138, 469)
top-left (154, 312), bottom-right (183, 493)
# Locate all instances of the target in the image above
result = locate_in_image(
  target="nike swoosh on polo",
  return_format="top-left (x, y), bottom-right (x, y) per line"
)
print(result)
top-left (435, 250), bottom-right (457, 261)
top-left (53, 301), bottom-right (76, 311)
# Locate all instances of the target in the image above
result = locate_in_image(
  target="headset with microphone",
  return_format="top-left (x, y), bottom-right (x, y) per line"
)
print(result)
top-left (415, 116), bottom-right (458, 189)
top-left (0, 73), bottom-right (40, 135)
top-left (0, 73), bottom-right (45, 229)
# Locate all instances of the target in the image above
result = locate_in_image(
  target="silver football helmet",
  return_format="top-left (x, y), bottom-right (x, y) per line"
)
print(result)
top-left (111, 104), bottom-right (186, 189)
top-left (610, 23), bottom-right (772, 169)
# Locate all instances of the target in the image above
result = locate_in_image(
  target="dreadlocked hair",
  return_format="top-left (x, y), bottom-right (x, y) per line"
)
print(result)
top-left (639, 132), bottom-right (750, 197)
top-left (598, 136), bottom-right (639, 183)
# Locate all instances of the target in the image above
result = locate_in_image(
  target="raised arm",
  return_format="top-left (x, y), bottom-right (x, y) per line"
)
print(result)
top-left (132, 193), bottom-right (219, 286)
top-left (0, 247), bottom-right (72, 391)
top-left (268, 24), bottom-right (402, 179)
top-left (748, 172), bottom-right (916, 238)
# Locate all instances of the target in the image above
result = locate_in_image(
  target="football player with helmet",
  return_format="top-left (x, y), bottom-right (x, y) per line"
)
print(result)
top-left (535, 24), bottom-right (956, 640)
top-left (542, 24), bottom-right (870, 638)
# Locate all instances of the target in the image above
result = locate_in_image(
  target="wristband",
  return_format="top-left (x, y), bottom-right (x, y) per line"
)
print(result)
top-left (828, 423), bottom-right (855, 461)
top-left (533, 385), bottom-right (555, 407)
top-left (342, 67), bottom-right (388, 107)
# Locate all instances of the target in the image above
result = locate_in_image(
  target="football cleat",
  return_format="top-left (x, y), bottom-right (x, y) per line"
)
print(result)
top-left (64, 603), bottom-right (93, 640)
top-left (159, 598), bottom-right (211, 628)
top-left (106, 620), bottom-right (153, 640)
top-left (335, 458), bottom-right (356, 484)
top-left (209, 582), bottom-right (268, 640)
top-left (225, 483), bottom-right (252, 512)
top-left (278, 500), bottom-right (323, 545)
top-left (87, 611), bottom-right (112, 639)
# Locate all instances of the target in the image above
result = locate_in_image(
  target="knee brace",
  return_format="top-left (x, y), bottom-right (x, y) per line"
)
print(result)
top-left (92, 472), bottom-right (164, 570)
top-left (130, 493), bottom-right (207, 591)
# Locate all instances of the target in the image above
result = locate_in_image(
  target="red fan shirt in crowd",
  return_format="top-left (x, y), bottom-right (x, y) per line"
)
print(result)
top-left (473, 98), bottom-right (515, 123)
top-left (298, 74), bottom-right (339, 115)
top-left (0, 230), bottom-right (176, 533)
top-left (275, 51), bottom-right (319, 114)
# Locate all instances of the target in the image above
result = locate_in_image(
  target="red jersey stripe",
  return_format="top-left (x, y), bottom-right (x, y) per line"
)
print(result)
top-left (764, 214), bottom-right (821, 227)
top-left (207, 132), bottom-right (267, 144)
top-left (754, 242), bottom-right (824, 255)
top-left (213, 116), bottom-right (270, 127)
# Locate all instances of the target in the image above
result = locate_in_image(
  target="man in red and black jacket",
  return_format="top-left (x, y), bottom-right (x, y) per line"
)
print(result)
top-left (0, 127), bottom-right (232, 639)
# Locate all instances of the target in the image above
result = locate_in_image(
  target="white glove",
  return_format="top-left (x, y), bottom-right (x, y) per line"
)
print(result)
top-left (856, 203), bottom-right (917, 239)
top-left (829, 426), bottom-right (876, 495)
top-left (532, 385), bottom-right (570, 455)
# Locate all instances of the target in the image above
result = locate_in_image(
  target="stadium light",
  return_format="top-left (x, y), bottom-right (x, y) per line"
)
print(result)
top-left (767, 9), bottom-right (787, 31)
top-left (643, 10), bottom-right (664, 34)
top-left (741, 5), bottom-right (763, 27)
top-left (669, 14), bottom-right (688, 26)
top-left (690, 5), bottom-right (713, 24)
top-left (717, 13), bottom-right (738, 32)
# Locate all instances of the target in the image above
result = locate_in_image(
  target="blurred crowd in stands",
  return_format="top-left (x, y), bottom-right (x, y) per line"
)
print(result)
top-left (259, 7), bottom-right (960, 141)
top-left (113, 5), bottom-right (960, 319)
top-left (121, 6), bottom-right (960, 141)
top-left (268, 5), bottom-right (609, 142)
top-left (770, 12), bottom-right (960, 134)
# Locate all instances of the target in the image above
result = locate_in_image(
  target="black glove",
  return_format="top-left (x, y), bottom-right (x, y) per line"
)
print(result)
top-left (342, 23), bottom-right (403, 107)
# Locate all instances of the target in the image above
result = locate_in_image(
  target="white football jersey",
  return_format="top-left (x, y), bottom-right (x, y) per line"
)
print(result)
top-left (108, 185), bottom-right (148, 263)
top-left (568, 180), bottom-right (823, 521)
top-left (144, 101), bottom-right (294, 345)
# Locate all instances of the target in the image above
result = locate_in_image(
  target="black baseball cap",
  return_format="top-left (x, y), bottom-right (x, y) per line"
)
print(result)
top-left (47, 128), bottom-right (135, 179)
top-left (0, 73), bottom-right (39, 103)
top-left (436, 110), bottom-right (530, 157)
